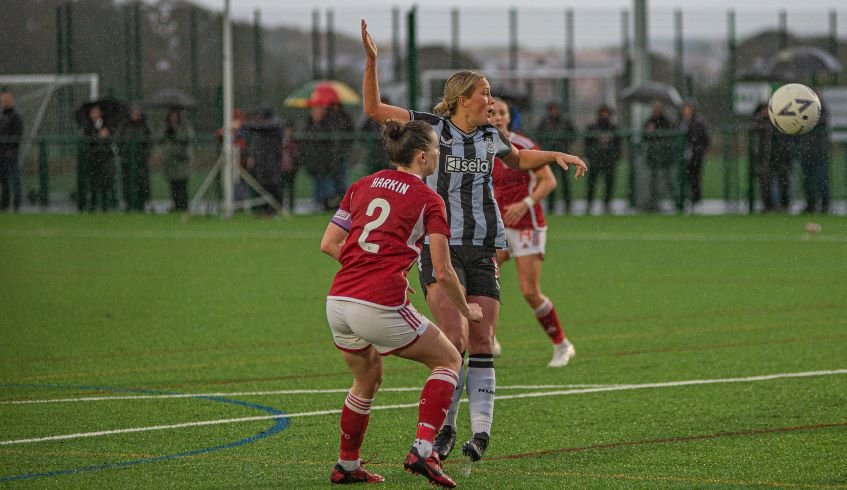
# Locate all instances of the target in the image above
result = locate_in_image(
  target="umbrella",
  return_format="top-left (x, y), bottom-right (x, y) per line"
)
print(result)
top-left (142, 88), bottom-right (197, 109)
top-left (283, 80), bottom-right (360, 109)
top-left (619, 81), bottom-right (684, 108)
top-left (75, 98), bottom-right (129, 130)
top-left (763, 46), bottom-right (843, 76)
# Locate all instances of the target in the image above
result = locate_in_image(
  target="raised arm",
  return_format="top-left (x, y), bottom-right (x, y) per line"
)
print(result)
top-left (361, 19), bottom-right (411, 125)
top-left (501, 145), bottom-right (587, 179)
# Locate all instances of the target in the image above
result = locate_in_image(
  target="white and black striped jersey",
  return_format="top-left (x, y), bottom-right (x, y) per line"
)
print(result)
top-left (410, 110), bottom-right (513, 250)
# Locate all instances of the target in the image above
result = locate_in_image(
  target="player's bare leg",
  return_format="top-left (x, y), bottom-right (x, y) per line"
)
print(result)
top-left (425, 282), bottom-right (469, 460)
top-left (330, 347), bottom-right (385, 484)
top-left (514, 254), bottom-right (574, 367)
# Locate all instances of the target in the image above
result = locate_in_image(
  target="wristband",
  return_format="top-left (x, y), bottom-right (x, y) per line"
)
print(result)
top-left (522, 196), bottom-right (535, 208)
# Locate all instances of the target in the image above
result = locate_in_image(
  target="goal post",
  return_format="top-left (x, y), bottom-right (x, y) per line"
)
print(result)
top-left (0, 74), bottom-right (99, 208)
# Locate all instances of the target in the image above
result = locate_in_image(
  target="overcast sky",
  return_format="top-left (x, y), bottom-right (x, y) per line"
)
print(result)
top-left (184, 1), bottom-right (846, 49)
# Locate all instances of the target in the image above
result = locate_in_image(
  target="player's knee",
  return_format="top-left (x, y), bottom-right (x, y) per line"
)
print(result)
top-left (521, 287), bottom-right (543, 306)
top-left (443, 347), bottom-right (461, 372)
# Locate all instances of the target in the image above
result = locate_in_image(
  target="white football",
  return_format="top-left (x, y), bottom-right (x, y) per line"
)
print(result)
top-left (767, 83), bottom-right (821, 135)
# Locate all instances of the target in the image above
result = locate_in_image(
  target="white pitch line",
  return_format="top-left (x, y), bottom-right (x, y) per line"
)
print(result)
top-left (3, 228), bottom-right (846, 243)
top-left (0, 385), bottom-right (611, 405)
top-left (1, 369), bottom-right (845, 447)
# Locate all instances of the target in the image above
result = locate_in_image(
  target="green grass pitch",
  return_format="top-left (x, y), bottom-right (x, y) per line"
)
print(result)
top-left (1, 213), bottom-right (845, 488)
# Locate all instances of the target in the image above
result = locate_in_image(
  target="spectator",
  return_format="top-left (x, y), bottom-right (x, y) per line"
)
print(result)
top-left (83, 104), bottom-right (116, 212)
top-left (326, 102), bottom-right (354, 208)
top-left (748, 103), bottom-right (774, 212)
top-left (0, 90), bottom-right (23, 212)
top-left (584, 104), bottom-right (621, 215)
top-left (301, 94), bottom-right (352, 211)
top-left (642, 100), bottom-right (676, 212)
top-left (161, 108), bottom-right (194, 212)
top-left (118, 105), bottom-right (152, 212)
top-left (215, 108), bottom-right (249, 200)
top-left (679, 101), bottom-right (710, 211)
top-left (795, 93), bottom-right (830, 214)
top-left (280, 120), bottom-right (299, 213)
top-left (243, 107), bottom-right (283, 216)
top-left (360, 97), bottom-right (391, 174)
top-left (535, 101), bottom-right (577, 214)
top-left (769, 117), bottom-right (795, 212)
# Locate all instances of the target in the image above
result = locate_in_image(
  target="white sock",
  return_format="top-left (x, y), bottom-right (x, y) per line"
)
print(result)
top-left (337, 459), bottom-right (360, 471)
top-left (465, 353), bottom-right (495, 435)
top-left (413, 438), bottom-right (433, 458)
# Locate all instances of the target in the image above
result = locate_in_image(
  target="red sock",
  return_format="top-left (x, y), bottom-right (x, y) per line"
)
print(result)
top-left (415, 368), bottom-right (459, 442)
top-left (339, 392), bottom-right (373, 462)
top-left (535, 299), bottom-right (565, 344)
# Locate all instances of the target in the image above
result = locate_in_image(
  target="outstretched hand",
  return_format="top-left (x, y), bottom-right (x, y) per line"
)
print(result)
top-left (361, 19), bottom-right (377, 59)
top-left (554, 153), bottom-right (587, 179)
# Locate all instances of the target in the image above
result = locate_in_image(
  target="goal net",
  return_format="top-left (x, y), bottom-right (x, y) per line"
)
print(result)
top-left (0, 74), bottom-right (99, 207)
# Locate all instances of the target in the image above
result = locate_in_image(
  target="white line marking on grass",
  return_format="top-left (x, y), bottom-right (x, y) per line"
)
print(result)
top-left (0, 385), bottom-right (609, 405)
top-left (1, 369), bottom-right (844, 446)
top-left (3, 229), bottom-right (846, 243)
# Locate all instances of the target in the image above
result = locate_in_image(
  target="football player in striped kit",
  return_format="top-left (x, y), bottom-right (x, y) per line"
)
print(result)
top-left (321, 120), bottom-right (483, 487)
top-left (361, 19), bottom-right (586, 463)
top-left (490, 98), bottom-right (576, 368)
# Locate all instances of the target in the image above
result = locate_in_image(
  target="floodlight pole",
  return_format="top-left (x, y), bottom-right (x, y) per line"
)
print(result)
top-left (222, 0), bottom-right (234, 219)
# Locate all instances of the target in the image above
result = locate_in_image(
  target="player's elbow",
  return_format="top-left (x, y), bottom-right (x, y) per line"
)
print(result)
top-left (433, 264), bottom-right (455, 284)
top-left (319, 238), bottom-right (340, 260)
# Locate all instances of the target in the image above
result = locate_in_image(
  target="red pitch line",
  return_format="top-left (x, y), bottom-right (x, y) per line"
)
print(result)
top-left (485, 422), bottom-right (847, 461)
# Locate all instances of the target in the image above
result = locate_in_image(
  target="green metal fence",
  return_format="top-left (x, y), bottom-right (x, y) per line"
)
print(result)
top-left (7, 128), bottom-right (844, 214)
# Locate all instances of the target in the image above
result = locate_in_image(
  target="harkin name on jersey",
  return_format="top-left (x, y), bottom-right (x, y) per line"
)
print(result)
top-left (369, 177), bottom-right (411, 195)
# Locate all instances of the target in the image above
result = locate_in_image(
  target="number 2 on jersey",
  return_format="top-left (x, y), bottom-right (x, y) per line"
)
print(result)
top-left (358, 198), bottom-right (390, 253)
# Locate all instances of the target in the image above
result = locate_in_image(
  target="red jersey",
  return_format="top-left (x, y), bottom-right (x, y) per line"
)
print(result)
top-left (491, 132), bottom-right (547, 230)
top-left (328, 169), bottom-right (450, 309)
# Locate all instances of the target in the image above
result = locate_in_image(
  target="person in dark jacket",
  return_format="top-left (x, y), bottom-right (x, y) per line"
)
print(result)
top-left (748, 103), bottom-right (774, 212)
top-left (326, 102), bottom-right (354, 209)
top-left (244, 107), bottom-right (283, 216)
top-left (584, 104), bottom-right (621, 214)
top-left (160, 108), bottom-right (194, 212)
top-left (643, 101), bottom-right (676, 212)
top-left (795, 93), bottom-right (830, 214)
top-left (679, 102), bottom-right (710, 208)
top-left (301, 94), bottom-right (353, 211)
top-left (83, 104), bottom-right (117, 212)
top-left (0, 90), bottom-right (24, 211)
top-left (280, 120), bottom-right (299, 213)
top-left (118, 105), bottom-right (152, 212)
top-left (535, 102), bottom-right (576, 214)
top-left (769, 119), bottom-right (796, 212)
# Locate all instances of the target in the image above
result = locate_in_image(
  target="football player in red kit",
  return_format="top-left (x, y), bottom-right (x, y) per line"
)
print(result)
top-left (490, 98), bottom-right (576, 367)
top-left (321, 120), bottom-right (482, 488)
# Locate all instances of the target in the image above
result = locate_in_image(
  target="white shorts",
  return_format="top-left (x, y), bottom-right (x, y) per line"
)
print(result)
top-left (504, 227), bottom-right (547, 258)
top-left (326, 299), bottom-right (430, 355)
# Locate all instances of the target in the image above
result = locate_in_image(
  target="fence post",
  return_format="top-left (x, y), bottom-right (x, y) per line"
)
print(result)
top-left (628, 133), bottom-right (637, 208)
top-left (406, 7), bottom-right (418, 111)
top-left (76, 137), bottom-right (88, 211)
top-left (38, 139), bottom-right (49, 207)
top-left (676, 131), bottom-right (686, 212)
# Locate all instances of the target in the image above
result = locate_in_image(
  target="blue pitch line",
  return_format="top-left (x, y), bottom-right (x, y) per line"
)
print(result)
top-left (0, 384), bottom-right (291, 482)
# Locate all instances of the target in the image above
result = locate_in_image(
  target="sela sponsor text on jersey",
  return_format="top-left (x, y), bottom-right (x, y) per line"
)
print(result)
top-left (445, 155), bottom-right (490, 174)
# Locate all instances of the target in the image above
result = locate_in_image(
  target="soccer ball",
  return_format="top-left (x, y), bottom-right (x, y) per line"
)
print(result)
top-left (767, 83), bottom-right (821, 135)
